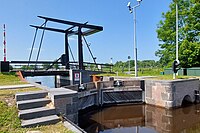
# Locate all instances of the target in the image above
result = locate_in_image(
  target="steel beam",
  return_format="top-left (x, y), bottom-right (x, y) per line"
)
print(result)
top-left (78, 27), bottom-right (84, 70)
top-left (65, 33), bottom-right (70, 69)
top-left (30, 25), bottom-right (69, 33)
top-left (30, 25), bottom-right (98, 37)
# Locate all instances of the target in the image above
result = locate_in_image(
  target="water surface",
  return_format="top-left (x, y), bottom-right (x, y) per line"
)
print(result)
top-left (79, 104), bottom-right (200, 133)
top-left (26, 76), bottom-right (55, 88)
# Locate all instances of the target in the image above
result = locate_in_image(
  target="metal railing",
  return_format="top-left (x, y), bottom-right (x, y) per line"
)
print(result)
top-left (10, 61), bottom-right (113, 73)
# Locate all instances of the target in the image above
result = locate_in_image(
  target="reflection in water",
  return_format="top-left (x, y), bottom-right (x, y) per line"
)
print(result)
top-left (79, 104), bottom-right (200, 133)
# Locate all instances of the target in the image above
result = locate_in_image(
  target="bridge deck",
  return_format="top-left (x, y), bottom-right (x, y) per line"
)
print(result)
top-left (19, 70), bottom-right (69, 77)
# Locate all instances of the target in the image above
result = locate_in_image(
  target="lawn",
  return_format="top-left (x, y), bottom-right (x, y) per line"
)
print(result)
top-left (0, 72), bottom-right (27, 85)
top-left (0, 88), bottom-right (73, 133)
top-left (0, 73), bottom-right (73, 133)
top-left (100, 68), bottom-right (198, 80)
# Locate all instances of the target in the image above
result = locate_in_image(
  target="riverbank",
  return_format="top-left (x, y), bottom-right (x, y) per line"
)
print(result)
top-left (0, 72), bottom-right (72, 133)
top-left (0, 72), bottom-right (26, 85)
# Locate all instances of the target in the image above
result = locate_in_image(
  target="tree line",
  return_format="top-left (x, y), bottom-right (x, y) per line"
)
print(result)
top-left (113, 60), bottom-right (160, 72)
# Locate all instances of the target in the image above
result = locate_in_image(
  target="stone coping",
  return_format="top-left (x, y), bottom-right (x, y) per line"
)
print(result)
top-left (102, 86), bottom-right (142, 90)
top-left (49, 88), bottom-right (77, 99)
top-left (145, 78), bottom-right (199, 83)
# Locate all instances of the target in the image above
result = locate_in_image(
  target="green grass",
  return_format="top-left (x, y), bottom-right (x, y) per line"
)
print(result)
top-left (0, 88), bottom-right (73, 133)
top-left (99, 68), bottom-right (198, 80)
top-left (0, 73), bottom-right (73, 133)
top-left (147, 75), bottom-right (196, 80)
top-left (0, 72), bottom-right (27, 85)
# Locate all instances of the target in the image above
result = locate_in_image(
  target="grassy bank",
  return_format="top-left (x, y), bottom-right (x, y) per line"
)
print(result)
top-left (100, 68), bottom-right (198, 80)
top-left (0, 73), bottom-right (73, 133)
top-left (0, 88), bottom-right (72, 133)
top-left (0, 72), bottom-right (27, 85)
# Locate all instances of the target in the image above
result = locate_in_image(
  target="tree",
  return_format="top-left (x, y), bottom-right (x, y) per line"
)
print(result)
top-left (42, 63), bottom-right (51, 69)
top-left (156, 0), bottom-right (200, 68)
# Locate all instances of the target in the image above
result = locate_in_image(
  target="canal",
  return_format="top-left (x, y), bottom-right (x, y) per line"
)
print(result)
top-left (79, 104), bottom-right (200, 133)
top-left (25, 76), bottom-right (200, 133)
top-left (26, 76), bottom-right (55, 88)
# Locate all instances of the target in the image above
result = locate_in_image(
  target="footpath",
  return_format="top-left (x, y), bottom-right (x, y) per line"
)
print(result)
top-left (0, 84), bottom-right (35, 90)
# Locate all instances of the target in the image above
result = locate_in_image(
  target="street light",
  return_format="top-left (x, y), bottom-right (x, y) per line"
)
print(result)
top-left (110, 57), bottom-right (113, 72)
top-left (127, 0), bottom-right (142, 77)
top-left (174, 0), bottom-right (179, 62)
top-left (128, 56), bottom-right (131, 74)
top-left (173, 0), bottom-right (179, 79)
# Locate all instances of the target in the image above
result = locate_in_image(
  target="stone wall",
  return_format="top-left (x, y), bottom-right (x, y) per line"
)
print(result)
top-left (48, 80), bottom-right (145, 123)
top-left (48, 88), bottom-right (78, 123)
top-left (145, 79), bottom-right (200, 108)
top-left (78, 89), bottom-right (98, 110)
top-left (145, 104), bottom-right (200, 133)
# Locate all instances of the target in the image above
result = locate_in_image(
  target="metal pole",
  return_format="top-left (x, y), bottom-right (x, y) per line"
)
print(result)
top-left (127, 1), bottom-right (141, 77)
top-left (175, 1), bottom-right (179, 77)
top-left (129, 58), bottom-right (130, 74)
top-left (133, 6), bottom-right (138, 77)
top-left (176, 2), bottom-right (178, 62)
top-left (110, 58), bottom-right (113, 72)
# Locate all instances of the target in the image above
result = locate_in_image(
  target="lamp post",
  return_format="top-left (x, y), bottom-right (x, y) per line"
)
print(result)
top-left (173, 0), bottom-right (179, 79)
top-left (175, 0), bottom-right (179, 62)
top-left (110, 57), bottom-right (113, 72)
top-left (127, 0), bottom-right (142, 77)
top-left (128, 56), bottom-right (131, 74)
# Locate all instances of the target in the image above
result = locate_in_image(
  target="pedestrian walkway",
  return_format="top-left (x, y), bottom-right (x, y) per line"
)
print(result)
top-left (0, 84), bottom-right (35, 90)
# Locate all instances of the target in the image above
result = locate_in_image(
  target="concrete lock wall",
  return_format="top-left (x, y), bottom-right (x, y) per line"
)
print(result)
top-left (145, 104), bottom-right (200, 133)
top-left (48, 80), bottom-right (144, 123)
top-left (48, 78), bottom-right (199, 124)
top-left (145, 79), bottom-right (200, 108)
top-left (48, 88), bottom-right (79, 123)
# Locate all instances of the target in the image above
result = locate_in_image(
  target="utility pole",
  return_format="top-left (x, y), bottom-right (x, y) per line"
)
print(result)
top-left (127, 0), bottom-right (142, 77)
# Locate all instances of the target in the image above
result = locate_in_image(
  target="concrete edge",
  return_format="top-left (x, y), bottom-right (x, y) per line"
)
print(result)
top-left (63, 117), bottom-right (86, 133)
top-left (27, 81), bottom-right (49, 91)
top-left (145, 78), bottom-right (199, 83)
top-left (0, 84), bottom-right (35, 90)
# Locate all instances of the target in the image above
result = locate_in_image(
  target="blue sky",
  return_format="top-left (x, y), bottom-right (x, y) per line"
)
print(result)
top-left (0, 0), bottom-right (172, 64)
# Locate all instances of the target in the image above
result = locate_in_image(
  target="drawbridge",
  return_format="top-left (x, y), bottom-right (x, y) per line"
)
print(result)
top-left (8, 16), bottom-right (113, 77)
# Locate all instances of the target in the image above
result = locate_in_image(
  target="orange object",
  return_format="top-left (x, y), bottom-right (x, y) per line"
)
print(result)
top-left (92, 75), bottom-right (103, 82)
top-left (16, 71), bottom-right (26, 82)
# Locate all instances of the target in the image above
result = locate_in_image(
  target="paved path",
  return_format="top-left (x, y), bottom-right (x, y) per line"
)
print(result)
top-left (0, 84), bottom-right (35, 90)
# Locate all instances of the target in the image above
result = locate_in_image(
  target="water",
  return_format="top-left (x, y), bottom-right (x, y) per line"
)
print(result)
top-left (24, 76), bottom-right (200, 132)
top-left (26, 76), bottom-right (55, 88)
top-left (79, 104), bottom-right (200, 133)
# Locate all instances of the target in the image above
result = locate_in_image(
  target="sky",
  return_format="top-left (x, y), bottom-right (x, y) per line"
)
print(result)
top-left (0, 0), bottom-right (172, 64)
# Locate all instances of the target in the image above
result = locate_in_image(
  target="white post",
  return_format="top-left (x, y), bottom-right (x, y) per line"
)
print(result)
top-left (134, 7), bottom-right (138, 77)
top-left (176, 3), bottom-right (178, 62)
top-left (127, 1), bottom-right (141, 77)
top-left (129, 58), bottom-right (131, 74)
top-left (133, 3), bottom-right (140, 77)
